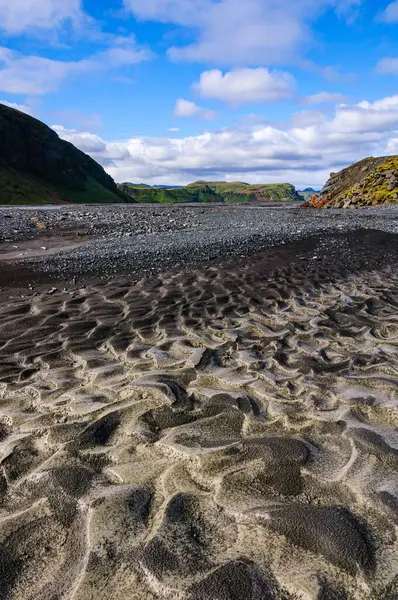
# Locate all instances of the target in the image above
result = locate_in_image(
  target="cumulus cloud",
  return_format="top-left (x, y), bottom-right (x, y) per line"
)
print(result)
top-left (124, 0), bottom-right (362, 65)
top-left (193, 68), bottom-right (295, 105)
top-left (0, 0), bottom-right (84, 35)
top-left (376, 57), bottom-right (398, 75)
top-left (387, 137), bottom-right (398, 153)
top-left (0, 49), bottom-right (76, 95)
top-left (0, 100), bottom-right (34, 115)
top-left (54, 94), bottom-right (398, 189)
top-left (303, 92), bottom-right (348, 104)
top-left (0, 37), bottom-right (151, 95)
top-left (377, 1), bottom-right (398, 23)
top-left (52, 126), bottom-right (107, 154)
top-left (174, 99), bottom-right (216, 120)
top-left (53, 125), bottom-right (132, 167)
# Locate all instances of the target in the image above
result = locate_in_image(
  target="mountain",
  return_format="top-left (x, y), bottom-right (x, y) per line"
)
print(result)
top-left (190, 181), bottom-right (303, 203)
top-left (123, 183), bottom-right (184, 189)
top-left (119, 181), bottom-right (302, 204)
top-left (118, 182), bottom-right (220, 203)
top-left (304, 156), bottom-right (398, 208)
top-left (153, 184), bottom-right (183, 189)
top-left (297, 187), bottom-right (321, 201)
top-left (0, 103), bottom-right (132, 205)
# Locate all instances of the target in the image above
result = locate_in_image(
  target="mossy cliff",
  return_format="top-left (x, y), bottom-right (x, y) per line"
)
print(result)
top-left (117, 182), bottom-right (219, 204)
top-left (304, 156), bottom-right (398, 208)
top-left (0, 103), bottom-right (131, 205)
top-left (119, 181), bottom-right (302, 204)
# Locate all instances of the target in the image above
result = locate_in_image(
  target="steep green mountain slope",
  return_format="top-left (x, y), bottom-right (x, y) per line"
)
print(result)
top-left (0, 103), bottom-right (131, 205)
top-left (119, 181), bottom-right (302, 204)
top-left (304, 156), bottom-right (398, 208)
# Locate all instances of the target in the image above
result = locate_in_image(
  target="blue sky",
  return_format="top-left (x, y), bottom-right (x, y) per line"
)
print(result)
top-left (0, 0), bottom-right (398, 187)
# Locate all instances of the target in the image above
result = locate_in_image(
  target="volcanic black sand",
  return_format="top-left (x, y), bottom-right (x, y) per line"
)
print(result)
top-left (0, 204), bottom-right (397, 600)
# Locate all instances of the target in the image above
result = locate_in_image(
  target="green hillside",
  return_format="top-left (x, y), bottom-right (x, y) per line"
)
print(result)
top-left (119, 180), bottom-right (302, 204)
top-left (0, 103), bottom-right (132, 205)
top-left (118, 182), bottom-right (219, 203)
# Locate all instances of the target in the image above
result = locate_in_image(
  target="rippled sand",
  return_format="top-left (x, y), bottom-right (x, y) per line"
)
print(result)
top-left (0, 243), bottom-right (398, 599)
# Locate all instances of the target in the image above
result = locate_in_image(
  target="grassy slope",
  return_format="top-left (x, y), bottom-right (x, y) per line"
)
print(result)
top-left (0, 167), bottom-right (127, 205)
top-left (121, 181), bottom-right (300, 204)
top-left (186, 181), bottom-right (300, 202)
top-left (118, 183), bottom-right (219, 204)
top-left (0, 103), bottom-right (132, 205)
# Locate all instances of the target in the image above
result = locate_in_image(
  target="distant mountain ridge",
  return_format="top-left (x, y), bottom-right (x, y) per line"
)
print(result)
top-left (124, 183), bottom-right (183, 189)
top-left (0, 103), bottom-right (131, 205)
top-left (119, 181), bottom-right (303, 204)
top-left (297, 187), bottom-right (321, 201)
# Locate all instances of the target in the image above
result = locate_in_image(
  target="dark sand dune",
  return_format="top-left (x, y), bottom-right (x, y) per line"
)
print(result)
top-left (0, 230), bottom-right (397, 599)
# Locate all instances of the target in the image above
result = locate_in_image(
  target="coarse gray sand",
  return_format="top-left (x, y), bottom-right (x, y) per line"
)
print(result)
top-left (0, 203), bottom-right (397, 286)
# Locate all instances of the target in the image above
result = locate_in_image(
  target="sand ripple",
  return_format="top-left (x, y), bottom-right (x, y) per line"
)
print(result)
top-left (0, 255), bottom-right (397, 599)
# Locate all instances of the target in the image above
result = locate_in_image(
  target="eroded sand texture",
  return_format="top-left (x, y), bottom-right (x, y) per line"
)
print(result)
top-left (0, 254), bottom-right (397, 599)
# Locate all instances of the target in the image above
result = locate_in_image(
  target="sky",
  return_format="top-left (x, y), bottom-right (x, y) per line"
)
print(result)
top-left (0, 0), bottom-right (398, 188)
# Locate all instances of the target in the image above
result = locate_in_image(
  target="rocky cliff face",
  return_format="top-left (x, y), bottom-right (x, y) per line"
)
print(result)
top-left (0, 103), bottom-right (130, 204)
top-left (305, 156), bottom-right (398, 208)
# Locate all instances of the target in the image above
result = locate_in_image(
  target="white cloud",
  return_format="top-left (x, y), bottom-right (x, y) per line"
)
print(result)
top-left (0, 37), bottom-right (151, 95)
top-left (303, 92), bottom-right (348, 104)
top-left (100, 36), bottom-right (151, 66)
top-left (52, 126), bottom-right (107, 153)
top-left (54, 94), bottom-right (398, 189)
top-left (376, 57), bottom-right (398, 75)
top-left (124, 0), bottom-right (362, 65)
top-left (174, 99), bottom-right (216, 120)
top-left (53, 125), bottom-right (131, 168)
top-left (0, 100), bottom-right (34, 115)
top-left (377, 1), bottom-right (398, 23)
top-left (387, 137), bottom-right (398, 153)
top-left (0, 49), bottom-right (76, 95)
top-left (193, 68), bottom-right (295, 105)
top-left (0, 0), bottom-right (84, 35)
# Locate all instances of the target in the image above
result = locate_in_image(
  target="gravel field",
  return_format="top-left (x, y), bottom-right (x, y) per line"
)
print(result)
top-left (0, 203), bottom-right (398, 286)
